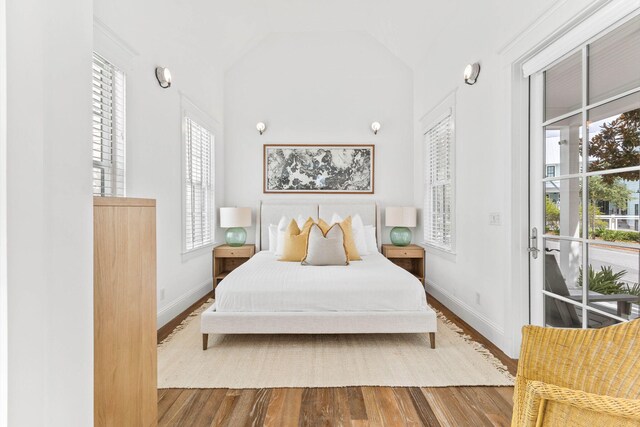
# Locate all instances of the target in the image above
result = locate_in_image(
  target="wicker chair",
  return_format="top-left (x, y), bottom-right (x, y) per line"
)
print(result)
top-left (512, 320), bottom-right (640, 426)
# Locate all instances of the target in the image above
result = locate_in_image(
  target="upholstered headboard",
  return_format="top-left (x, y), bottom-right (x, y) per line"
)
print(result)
top-left (256, 200), bottom-right (381, 251)
top-left (258, 202), bottom-right (317, 250)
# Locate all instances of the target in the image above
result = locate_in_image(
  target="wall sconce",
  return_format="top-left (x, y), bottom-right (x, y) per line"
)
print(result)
top-left (463, 63), bottom-right (480, 85)
top-left (155, 67), bottom-right (172, 88)
top-left (256, 122), bottom-right (267, 135)
top-left (371, 122), bottom-right (381, 135)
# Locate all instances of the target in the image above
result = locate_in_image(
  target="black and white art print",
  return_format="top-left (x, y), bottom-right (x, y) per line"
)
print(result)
top-left (263, 145), bottom-right (374, 193)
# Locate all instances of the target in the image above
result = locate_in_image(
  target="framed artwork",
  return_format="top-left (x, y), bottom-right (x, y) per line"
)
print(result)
top-left (263, 144), bottom-right (375, 194)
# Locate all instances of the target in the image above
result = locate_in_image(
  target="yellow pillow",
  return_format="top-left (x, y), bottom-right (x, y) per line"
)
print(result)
top-left (318, 217), bottom-right (360, 261)
top-left (279, 218), bottom-right (314, 261)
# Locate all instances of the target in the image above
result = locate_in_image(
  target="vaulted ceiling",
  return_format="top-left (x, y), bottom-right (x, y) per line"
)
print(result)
top-left (96, 0), bottom-right (556, 72)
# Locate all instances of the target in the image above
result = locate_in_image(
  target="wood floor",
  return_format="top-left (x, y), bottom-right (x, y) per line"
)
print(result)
top-left (157, 293), bottom-right (517, 427)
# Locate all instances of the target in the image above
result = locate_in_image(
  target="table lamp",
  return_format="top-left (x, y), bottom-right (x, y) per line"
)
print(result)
top-left (220, 207), bottom-right (252, 247)
top-left (385, 207), bottom-right (417, 247)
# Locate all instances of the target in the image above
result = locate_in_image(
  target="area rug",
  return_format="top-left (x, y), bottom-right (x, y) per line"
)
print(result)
top-left (158, 300), bottom-right (514, 388)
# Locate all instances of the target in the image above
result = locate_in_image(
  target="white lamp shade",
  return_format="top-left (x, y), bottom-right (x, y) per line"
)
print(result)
top-left (219, 207), bottom-right (252, 228)
top-left (385, 207), bottom-right (416, 227)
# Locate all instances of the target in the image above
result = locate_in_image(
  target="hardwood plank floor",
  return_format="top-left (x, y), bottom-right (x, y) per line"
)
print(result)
top-left (158, 293), bottom-right (517, 426)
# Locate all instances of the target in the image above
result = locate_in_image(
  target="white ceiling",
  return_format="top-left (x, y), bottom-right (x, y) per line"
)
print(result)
top-left (97, 0), bottom-right (556, 72)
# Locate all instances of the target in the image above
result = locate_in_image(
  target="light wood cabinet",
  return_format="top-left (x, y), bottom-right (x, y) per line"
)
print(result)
top-left (94, 197), bottom-right (157, 427)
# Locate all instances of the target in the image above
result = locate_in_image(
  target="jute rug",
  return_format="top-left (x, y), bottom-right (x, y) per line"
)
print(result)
top-left (158, 300), bottom-right (514, 388)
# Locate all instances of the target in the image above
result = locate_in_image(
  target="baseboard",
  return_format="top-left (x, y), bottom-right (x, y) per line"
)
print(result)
top-left (157, 279), bottom-right (212, 328)
top-left (426, 280), bottom-right (508, 353)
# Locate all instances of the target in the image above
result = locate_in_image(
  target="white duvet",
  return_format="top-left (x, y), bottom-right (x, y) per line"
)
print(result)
top-left (215, 251), bottom-right (429, 312)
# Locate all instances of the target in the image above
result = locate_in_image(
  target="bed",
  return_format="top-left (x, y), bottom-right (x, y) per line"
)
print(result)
top-left (201, 201), bottom-right (437, 349)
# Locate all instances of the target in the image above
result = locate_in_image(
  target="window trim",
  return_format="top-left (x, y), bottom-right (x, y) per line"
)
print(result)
top-left (181, 94), bottom-right (218, 255)
top-left (420, 91), bottom-right (456, 254)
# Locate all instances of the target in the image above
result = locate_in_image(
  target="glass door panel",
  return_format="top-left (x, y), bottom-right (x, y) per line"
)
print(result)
top-left (587, 171), bottom-right (640, 237)
top-left (545, 178), bottom-right (583, 238)
top-left (586, 245), bottom-right (639, 321)
top-left (544, 51), bottom-right (582, 121)
top-left (587, 91), bottom-right (640, 173)
top-left (588, 15), bottom-right (640, 104)
top-left (545, 114), bottom-right (583, 176)
top-left (532, 15), bottom-right (640, 330)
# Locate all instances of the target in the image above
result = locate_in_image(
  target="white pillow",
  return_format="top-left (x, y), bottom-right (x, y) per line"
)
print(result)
top-left (268, 224), bottom-right (278, 252)
top-left (330, 213), bottom-right (369, 256)
top-left (295, 215), bottom-right (314, 229)
top-left (274, 216), bottom-right (289, 256)
top-left (364, 225), bottom-right (378, 253)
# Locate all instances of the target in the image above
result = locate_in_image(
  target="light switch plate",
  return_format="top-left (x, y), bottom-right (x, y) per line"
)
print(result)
top-left (489, 212), bottom-right (501, 226)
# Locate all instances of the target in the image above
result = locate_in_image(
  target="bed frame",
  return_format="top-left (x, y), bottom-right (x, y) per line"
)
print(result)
top-left (201, 201), bottom-right (437, 349)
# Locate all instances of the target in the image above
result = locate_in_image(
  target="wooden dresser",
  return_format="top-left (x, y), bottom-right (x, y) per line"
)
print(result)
top-left (94, 197), bottom-right (157, 427)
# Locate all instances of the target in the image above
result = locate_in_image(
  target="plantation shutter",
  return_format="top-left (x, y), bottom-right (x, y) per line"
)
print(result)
top-left (92, 52), bottom-right (126, 197)
top-left (424, 114), bottom-right (454, 250)
top-left (185, 117), bottom-right (214, 251)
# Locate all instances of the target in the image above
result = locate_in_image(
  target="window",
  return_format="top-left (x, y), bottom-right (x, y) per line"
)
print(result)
top-left (424, 113), bottom-right (455, 251)
top-left (546, 165), bottom-right (556, 177)
top-left (184, 116), bottom-right (214, 252)
top-left (92, 52), bottom-right (126, 197)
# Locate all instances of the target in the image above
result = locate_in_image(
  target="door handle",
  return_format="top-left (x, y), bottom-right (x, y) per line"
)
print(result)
top-left (528, 227), bottom-right (540, 259)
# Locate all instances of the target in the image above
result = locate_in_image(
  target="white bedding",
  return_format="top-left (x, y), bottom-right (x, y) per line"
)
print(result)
top-left (215, 251), bottom-right (428, 312)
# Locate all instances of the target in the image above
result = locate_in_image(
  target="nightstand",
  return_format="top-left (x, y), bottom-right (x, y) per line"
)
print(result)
top-left (212, 244), bottom-right (255, 294)
top-left (381, 244), bottom-right (425, 285)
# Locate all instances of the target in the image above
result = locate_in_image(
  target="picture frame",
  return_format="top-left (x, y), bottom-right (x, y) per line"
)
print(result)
top-left (263, 144), bottom-right (375, 194)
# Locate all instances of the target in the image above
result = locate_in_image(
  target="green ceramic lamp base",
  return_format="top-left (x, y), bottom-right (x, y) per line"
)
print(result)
top-left (225, 227), bottom-right (247, 247)
top-left (390, 226), bottom-right (412, 246)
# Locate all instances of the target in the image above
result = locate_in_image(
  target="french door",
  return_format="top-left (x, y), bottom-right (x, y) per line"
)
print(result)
top-left (529, 15), bottom-right (640, 328)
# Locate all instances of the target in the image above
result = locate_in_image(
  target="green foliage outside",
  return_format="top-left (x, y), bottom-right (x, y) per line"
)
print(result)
top-left (591, 228), bottom-right (640, 244)
top-left (578, 265), bottom-right (640, 297)
top-left (588, 109), bottom-right (640, 183)
top-left (588, 175), bottom-right (632, 208)
top-left (545, 197), bottom-right (560, 234)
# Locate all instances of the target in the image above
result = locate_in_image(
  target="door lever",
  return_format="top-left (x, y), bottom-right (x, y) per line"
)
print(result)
top-left (528, 227), bottom-right (540, 259)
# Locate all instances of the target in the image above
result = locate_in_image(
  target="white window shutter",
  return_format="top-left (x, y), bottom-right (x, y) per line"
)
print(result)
top-left (92, 52), bottom-right (126, 197)
top-left (424, 114), bottom-right (454, 251)
top-left (184, 117), bottom-right (214, 251)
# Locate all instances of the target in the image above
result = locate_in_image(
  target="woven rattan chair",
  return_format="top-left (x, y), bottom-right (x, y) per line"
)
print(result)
top-left (512, 320), bottom-right (640, 426)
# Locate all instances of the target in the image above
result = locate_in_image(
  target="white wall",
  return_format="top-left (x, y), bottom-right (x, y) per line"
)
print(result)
top-left (94, 2), bottom-right (226, 327)
top-left (6, 0), bottom-right (94, 424)
top-left (412, 0), bottom-right (599, 357)
top-left (0, 0), bottom-right (7, 424)
top-left (224, 31), bottom-right (414, 241)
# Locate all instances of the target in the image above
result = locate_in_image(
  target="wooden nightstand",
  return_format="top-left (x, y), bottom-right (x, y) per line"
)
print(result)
top-left (213, 244), bottom-right (255, 294)
top-left (382, 244), bottom-right (425, 285)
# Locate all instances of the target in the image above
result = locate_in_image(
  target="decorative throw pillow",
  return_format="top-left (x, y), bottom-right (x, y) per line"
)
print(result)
top-left (302, 224), bottom-right (349, 266)
top-left (319, 216), bottom-right (361, 261)
top-left (279, 218), bottom-right (314, 261)
top-left (275, 216), bottom-right (315, 255)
